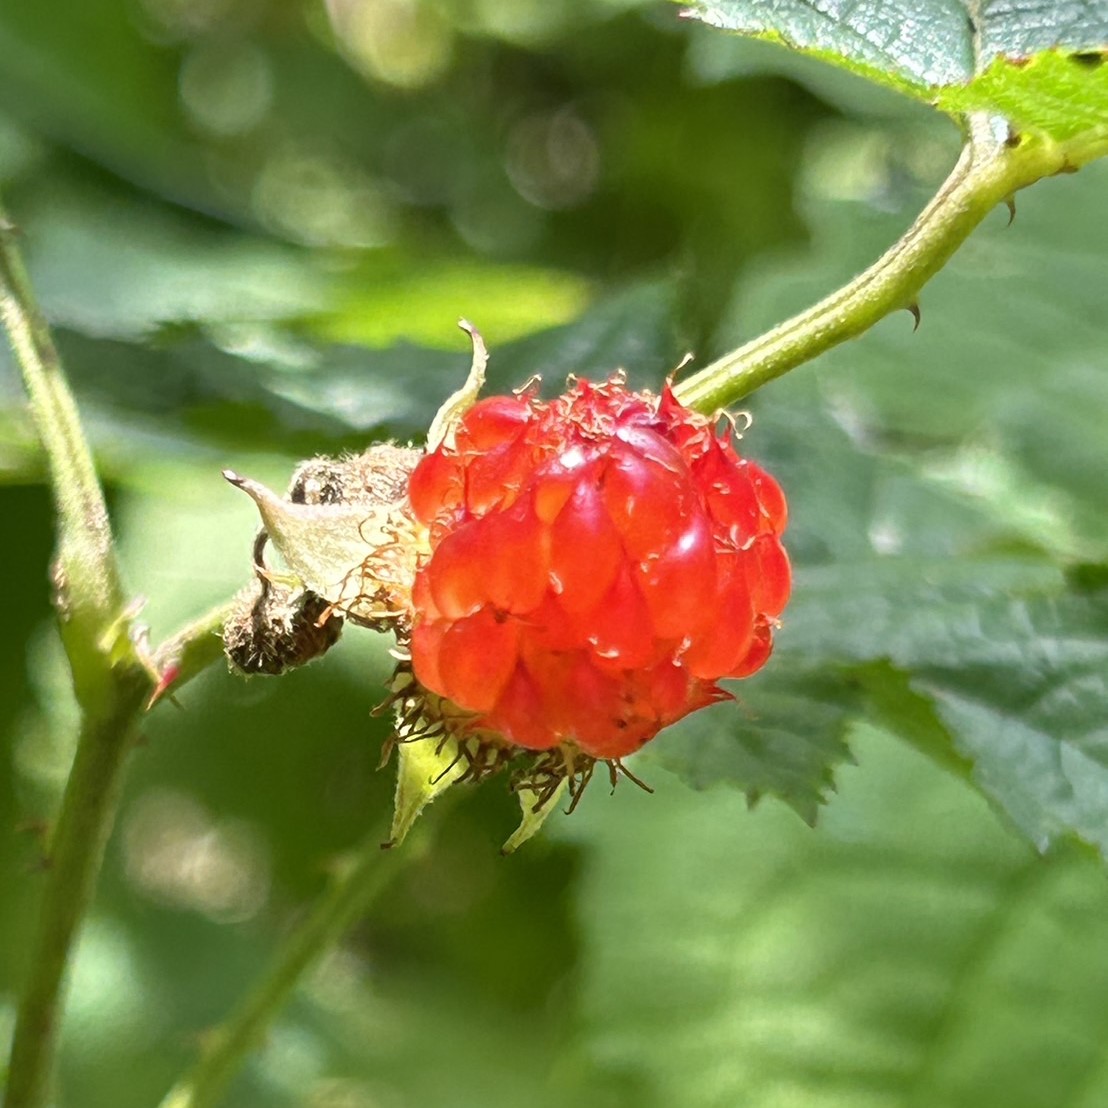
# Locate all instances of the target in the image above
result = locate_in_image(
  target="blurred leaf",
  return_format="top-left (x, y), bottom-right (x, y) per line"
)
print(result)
top-left (14, 175), bottom-right (332, 340)
top-left (0, 0), bottom-right (207, 201)
top-left (559, 730), bottom-right (1108, 1108)
top-left (5, 170), bottom-right (591, 352)
top-left (0, 279), bottom-right (682, 476)
top-left (682, 0), bottom-right (1108, 141)
top-left (313, 260), bottom-right (592, 350)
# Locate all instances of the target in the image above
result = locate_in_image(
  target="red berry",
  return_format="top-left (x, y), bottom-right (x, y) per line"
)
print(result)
top-left (407, 377), bottom-right (790, 760)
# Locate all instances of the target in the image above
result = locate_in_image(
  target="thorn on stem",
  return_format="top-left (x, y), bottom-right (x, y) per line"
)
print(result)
top-left (146, 664), bottom-right (181, 710)
top-left (1004, 196), bottom-right (1016, 226)
top-left (906, 301), bottom-right (921, 332)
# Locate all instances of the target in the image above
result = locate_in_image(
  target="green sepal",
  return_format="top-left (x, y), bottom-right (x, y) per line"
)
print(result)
top-left (502, 778), bottom-right (568, 854)
top-left (425, 320), bottom-right (488, 451)
top-left (388, 735), bottom-right (468, 849)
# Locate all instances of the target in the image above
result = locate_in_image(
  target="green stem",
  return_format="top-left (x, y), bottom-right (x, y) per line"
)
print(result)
top-left (0, 199), bottom-right (234, 1108)
top-left (673, 114), bottom-right (1088, 413)
top-left (0, 198), bottom-right (149, 1108)
top-left (0, 594), bottom-right (236, 1107)
top-left (2, 674), bottom-right (148, 1108)
top-left (148, 598), bottom-right (236, 705)
top-left (0, 204), bottom-right (126, 707)
top-left (159, 816), bottom-right (441, 1108)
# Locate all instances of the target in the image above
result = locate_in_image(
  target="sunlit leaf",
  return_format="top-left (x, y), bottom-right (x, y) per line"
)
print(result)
top-left (682, 0), bottom-right (1108, 142)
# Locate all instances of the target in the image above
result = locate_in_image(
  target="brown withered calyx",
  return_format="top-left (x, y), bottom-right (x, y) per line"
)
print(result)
top-left (223, 442), bottom-right (420, 676)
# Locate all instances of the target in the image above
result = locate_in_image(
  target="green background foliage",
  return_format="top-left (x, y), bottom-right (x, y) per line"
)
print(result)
top-left (1, 1), bottom-right (1106, 1106)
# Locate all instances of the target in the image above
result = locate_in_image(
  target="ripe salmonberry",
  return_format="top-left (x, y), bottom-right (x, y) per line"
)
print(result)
top-left (406, 375), bottom-right (790, 762)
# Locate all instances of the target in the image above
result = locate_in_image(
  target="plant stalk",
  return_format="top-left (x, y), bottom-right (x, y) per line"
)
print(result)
top-left (0, 206), bottom-right (126, 708)
top-left (0, 200), bottom-right (234, 1108)
top-left (0, 199), bottom-right (149, 1108)
top-left (673, 114), bottom-right (1085, 412)
top-left (159, 818), bottom-right (437, 1108)
top-left (2, 674), bottom-right (148, 1108)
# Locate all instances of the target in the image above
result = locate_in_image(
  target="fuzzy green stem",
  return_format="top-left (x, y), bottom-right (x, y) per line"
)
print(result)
top-left (2, 673), bottom-right (149, 1108)
top-left (0, 200), bottom-right (236, 1108)
top-left (148, 598), bottom-right (236, 704)
top-left (0, 204), bottom-right (128, 708)
top-left (159, 817), bottom-right (441, 1108)
top-left (673, 115), bottom-right (1100, 413)
top-left (0, 198), bottom-right (151, 1108)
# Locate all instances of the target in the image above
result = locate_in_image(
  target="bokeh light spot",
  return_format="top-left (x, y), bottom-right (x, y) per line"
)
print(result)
top-left (179, 41), bottom-right (274, 138)
top-left (124, 789), bottom-right (270, 923)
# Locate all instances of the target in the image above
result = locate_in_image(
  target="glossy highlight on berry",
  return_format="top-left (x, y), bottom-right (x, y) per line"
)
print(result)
top-left (407, 375), bottom-right (790, 760)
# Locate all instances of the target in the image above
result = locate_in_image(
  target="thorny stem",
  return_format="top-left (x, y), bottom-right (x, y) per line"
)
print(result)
top-left (673, 114), bottom-right (1103, 413)
top-left (0, 202), bottom-right (231, 1108)
top-left (0, 203), bottom-right (127, 706)
top-left (0, 200), bottom-right (147, 1108)
top-left (2, 675), bottom-right (148, 1108)
top-left (158, 814), bottom-right (445, 1108)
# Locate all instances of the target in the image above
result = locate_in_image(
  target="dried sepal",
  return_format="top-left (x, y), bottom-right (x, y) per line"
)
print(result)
top-left (224, 470), bottom-right (423, 628)
top-left (224, 577), bottom-right (343, 676)
top-left (289, 444), bottom-right (422, 507)
top-left (224, 440), bottom-right (422, 678)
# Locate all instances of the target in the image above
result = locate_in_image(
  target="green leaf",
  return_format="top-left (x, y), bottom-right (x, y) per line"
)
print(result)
top-left (558, 731), bottom-right (1108, 1108)
top-left (915, 581), bottom-right (1108, 855)
top-left (778, 550), bottom-right (1108, 852)
top-left (647, 667), bottom-right (858, 824)
top-left (681, 0), bottom-right (1108, 142)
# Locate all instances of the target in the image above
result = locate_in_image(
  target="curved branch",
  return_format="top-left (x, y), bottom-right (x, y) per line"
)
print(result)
top-left (673, 115), bottom-right (1087, 413)
top-left (158, 814), bottom-right (445, 1108)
